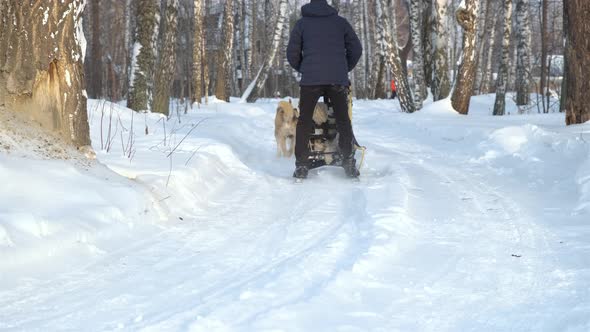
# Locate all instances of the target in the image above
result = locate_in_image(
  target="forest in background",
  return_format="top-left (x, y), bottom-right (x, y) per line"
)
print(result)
top-left (81, 0), bottom-right (565, 115)
top-left (1, 0), bottom-right (587, 149)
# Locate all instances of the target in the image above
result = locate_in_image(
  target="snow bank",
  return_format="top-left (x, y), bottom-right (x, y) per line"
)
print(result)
top-left (0, 154), bottom-right (158, 281)
top-left (578, 154), bottom-right (590, 213)
top-left (87, 99), bottom-right (270, 219)
top-left (575, 128), bottom-right (590, 214)
top-left (420, 97), bottom-right (462, 116)
top-left (476, 124), bottom-right (567, 160)
top-left (0, 105), bottom-right (161, 281)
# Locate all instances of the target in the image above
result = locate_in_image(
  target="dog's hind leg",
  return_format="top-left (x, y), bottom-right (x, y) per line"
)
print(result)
top-left (286, 136), bottom-right (295, 157)
top-left (279, 136), bottom-right (288, 157)
top-left (276, 136), bottom-right (282, 157)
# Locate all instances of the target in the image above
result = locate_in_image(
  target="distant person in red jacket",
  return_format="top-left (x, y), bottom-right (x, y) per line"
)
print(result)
top-left (390, 79), bottom-right (397, 99)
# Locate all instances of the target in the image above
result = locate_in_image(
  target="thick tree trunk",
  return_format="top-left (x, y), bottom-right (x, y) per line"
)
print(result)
top-left (215, 0), bottom-right (234, 102)
top-left (0, 0), bottom-right (90, 148)
top-left (152, 0), bottom-right (179, 116)
top-left (432, 0), bottom-right (451, 101)
top-left (451, 0), bottom-right (479, 115)
top-left (564, 0), bottom-right (590, 125)
top-left (128, 0), bottom-right (160, 112)
top-left (493, 0), bottom-right (513, 116)
top-left (244, 0), bottom-right (288, 103)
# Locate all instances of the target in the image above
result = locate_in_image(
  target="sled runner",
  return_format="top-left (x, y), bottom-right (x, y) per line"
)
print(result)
top-left (307, 87), bottom-right (366, 170)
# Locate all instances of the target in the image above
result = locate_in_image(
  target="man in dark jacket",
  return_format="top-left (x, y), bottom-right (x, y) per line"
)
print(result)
top-left (287, 0), bottom-right (363, 179)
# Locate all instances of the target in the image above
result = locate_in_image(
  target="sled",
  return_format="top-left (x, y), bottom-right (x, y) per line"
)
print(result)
top-left (307, 86), bottom-right (366, 170)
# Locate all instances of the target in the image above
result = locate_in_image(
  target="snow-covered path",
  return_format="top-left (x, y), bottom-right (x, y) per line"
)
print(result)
top-left (1, 98), bottom-right (589, 331)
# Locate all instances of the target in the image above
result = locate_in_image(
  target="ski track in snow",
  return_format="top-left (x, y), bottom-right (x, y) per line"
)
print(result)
top-left (1, 98), bottom-right (589, 331)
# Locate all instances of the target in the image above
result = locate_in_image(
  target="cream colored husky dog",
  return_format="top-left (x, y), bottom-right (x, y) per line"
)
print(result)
top-left (275, 100), bottom-right (333, 158)
top-left (275, 99), bottom-right (299, 157)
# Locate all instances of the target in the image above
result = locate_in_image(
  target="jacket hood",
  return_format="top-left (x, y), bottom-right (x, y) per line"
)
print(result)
top-left (301, 0), bottom-right (338, 17)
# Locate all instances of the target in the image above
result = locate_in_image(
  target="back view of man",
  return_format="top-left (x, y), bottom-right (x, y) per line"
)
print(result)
top-left (286, 0), bottom-right (363, 179)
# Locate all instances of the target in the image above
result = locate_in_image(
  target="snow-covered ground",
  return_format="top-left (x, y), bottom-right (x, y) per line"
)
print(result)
top-left (1, 95), bottom-right (589, 331)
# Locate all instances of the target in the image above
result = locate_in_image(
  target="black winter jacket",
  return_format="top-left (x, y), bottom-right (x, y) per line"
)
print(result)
top-left (286, 0), bottom-right (362, 86)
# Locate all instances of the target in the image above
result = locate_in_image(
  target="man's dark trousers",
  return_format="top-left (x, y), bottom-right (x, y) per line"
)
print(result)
top-left (295, 85), bottom-right (354, 167)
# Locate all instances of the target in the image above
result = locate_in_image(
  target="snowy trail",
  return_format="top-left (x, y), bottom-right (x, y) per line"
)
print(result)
top-left (1, 98), bottom-right (589, 331)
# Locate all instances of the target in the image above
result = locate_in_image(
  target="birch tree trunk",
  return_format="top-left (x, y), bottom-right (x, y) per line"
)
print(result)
top-left (242, 0), bottom-right (252, 82)
top-left (246, 0), bottom-right (255, 83)
top-left (128, 0), bottom-right (160, 112)
top-left (378, 0), bottom-right (415, 113)
top-left (451, 0), bottom-right (479, 115)
top-left (373, 0), bottom-right (387, 99)
top-left (88, 0), bottom-right (103, 98)
top-left (422, 0), bottom-right (434, 89)
top-left (564, 0), bottom-right (590, 125)
top-left (474, 0), bottom-right (492, 95)
top-left (244, 0), bottom-right (288, 103)
top-left (152, 0), bottom-right (179, 116)
top-left (202, 4), bottom-right (210, 106)
top-left (515, 0), bottom-right (532, 107)
top-left (353, 1), bottom-right (367, 98)
top-left (362, 0), bottom-right (373, 98)
top-left (432, 0), bottom-right (451, 101)
top-left (480, 2), bottom-right (499, 94)
top-left (410, 0), bottom-right (426, 109)
top-left (125, 0), bottom-right (134, 99)
top-left (215, 0), bottom-right (234, 102)
top-left (0, 0), bottom-right (91, 148)
top-left (192, 0), bottom-right (203, 105)
top-left (540, 0), bottom-right (548, 113)
top-left (493, 0), bottom-right (513, 116)
top-left (233, 0), bottom-right (243, 96)
top-left (331, 0), bottom-right (340, 12)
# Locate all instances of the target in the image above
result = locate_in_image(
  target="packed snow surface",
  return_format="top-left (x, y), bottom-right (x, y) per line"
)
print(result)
top-left (1, 96), bottom-right (589, 331)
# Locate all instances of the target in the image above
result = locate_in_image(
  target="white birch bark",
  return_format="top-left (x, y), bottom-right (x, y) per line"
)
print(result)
top-left (480, 2), bottom-right (499, 94)
top-left (128, 0), bottom-right (161, 112)
top-left (352, 1), bottom-right (367, 98)
top-left (432, 0), bottom-right (451, 101)
top-left (243, 0), bottom-right (288, 103)
top-left (515, 0), bottom-right (532, 107)
top-left (192, 0), bottom-right (203, 105)
top-left (215, 0), bottom-right (234, 102)
top-left (493, 0), bottom-right (513, 116)
top-left (377, 0), bottom-right (415, 113)
top-left (410, 0), bottom-right (426, 109)
top-left (152, 0), bottom-right (179, 116)
top-left (243, 0), bottom-right (252, 82)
